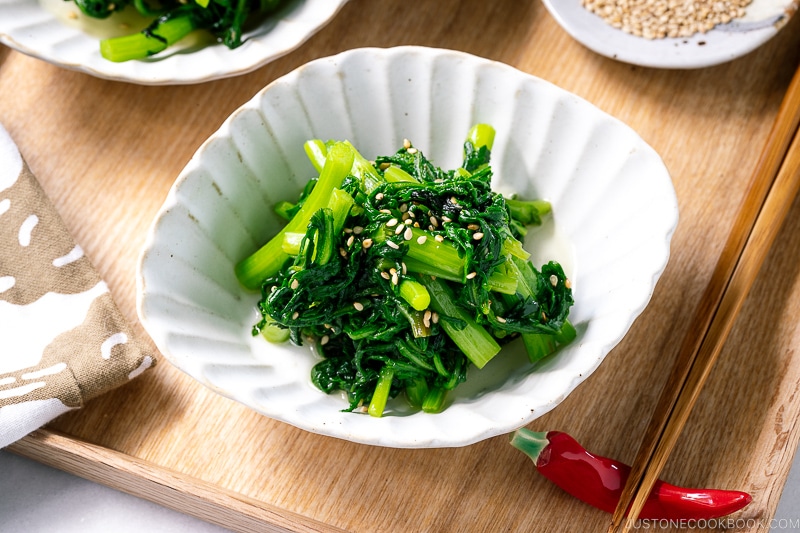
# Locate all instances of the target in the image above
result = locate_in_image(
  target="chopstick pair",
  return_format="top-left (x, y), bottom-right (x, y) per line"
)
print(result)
top-left (608, 60), bottom-right (800, 533)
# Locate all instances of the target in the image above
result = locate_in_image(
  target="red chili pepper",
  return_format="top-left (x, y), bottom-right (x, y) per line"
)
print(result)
top-left (509, 429), bottom-right (752, 520)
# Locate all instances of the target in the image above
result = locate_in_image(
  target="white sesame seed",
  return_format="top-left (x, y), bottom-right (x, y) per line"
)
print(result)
top-left (404, 218), bottom-right (413, 225)
top-left (473, 232), bottom-right (485, 240)
top-left (407, 147), bottom-right (418, 154)
top-left (403, 138), bottom-right (412, 149)
top-left (404, 227), bottom-right (413, 241)
top-left (466, 272), bottom-right (477, 279)
top-left (467, 224), bottom-right (480, 230)
top-left (376, 193), bottom-right (385, 201)
top-left (290, 279), bottom-right (299, 290)
top-left (417, 235), bottom-right (428, 245)
top-left (381, 271), bottom-right (391, 280)
top-left (434, 235), bottom-right (444, 242)
top-left (353, 301), bottom-right (364, 311)
top-left (387, 240), bottom-right (400, 249)
top-left (346, 235), bottom-right (355, 247)
top-left (496, 316), bottom-right (507, 323)
top-left (362, 238), bottom-right (373, 248)
top-left (432, 312), bottom-right (439, 324)
top-left (565, 278), bottom-right (572, 289)
top-left (380, 208), bottom-right (392, 214)
top-left (391, 272), bottom-right (399, 285)
top-left (550, 274), bottom-right (559, 286)
top-left (401, 262), bottom-right (407, 274)
top-left (292, 311), bottom-right (299, 319)
top-left (386, 218), bottom-right (398, 227)
top-left (395, 225), bottom-right (405, 235)
top-left (339, 247), bottom-right (347, 257)
top-left (581, 0), bottom-right (750, 39)
top-left (400, 203), bottom-right (408, 212)
top-left (321, 335), bottom-right (330, 345)
top-left (353, 226), bottom-right (364, 234)
top-left (429, 216), bottom-right (439, 227)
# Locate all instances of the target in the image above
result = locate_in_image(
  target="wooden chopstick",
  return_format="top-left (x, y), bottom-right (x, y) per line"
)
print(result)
top-left (609, 61), bottom-right (800, 533)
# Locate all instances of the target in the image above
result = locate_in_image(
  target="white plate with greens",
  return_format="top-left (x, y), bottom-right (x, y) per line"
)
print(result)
top-left (136, 46), bottom-right (679, 448)
top-left (542, 0), bottom-right (797, 69)
top-left (0, 0), bottom-right (348, 85)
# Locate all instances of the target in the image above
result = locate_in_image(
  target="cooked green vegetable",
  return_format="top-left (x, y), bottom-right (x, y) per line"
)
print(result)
top-left (236, 125), bottom-right (575, 416)
top-left (68, 0), bottom-right (284, 62)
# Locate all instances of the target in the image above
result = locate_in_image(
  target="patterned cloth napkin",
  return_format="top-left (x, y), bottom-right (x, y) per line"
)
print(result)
top-left (0, 124), bottom-right (155, 449)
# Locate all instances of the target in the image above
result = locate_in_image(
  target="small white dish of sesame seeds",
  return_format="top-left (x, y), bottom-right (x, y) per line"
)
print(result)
top-left (136, 46), bottom-right (678, 448)
top-left (542, 0), bottom-right (797, 69)
top-left (0, 0), bottom-right (348, 85)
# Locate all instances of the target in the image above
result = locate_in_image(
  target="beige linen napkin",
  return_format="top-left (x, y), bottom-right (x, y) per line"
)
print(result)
top-left (0, 124), bottom-right (155, 448)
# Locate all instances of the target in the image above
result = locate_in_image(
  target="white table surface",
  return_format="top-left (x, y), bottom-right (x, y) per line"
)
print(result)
top-left (2, 441), bottom-right (800, 532)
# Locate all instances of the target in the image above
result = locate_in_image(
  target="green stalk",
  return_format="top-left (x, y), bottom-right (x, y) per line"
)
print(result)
top-left (394, 304), bottom-right (431, 338)
top-left (405, 377), bottom-right (429, 409)
top-left (274, 200), bottom-right (296, 221)
top-left (258, 313), bottom-right (290, 343)
top-left (402, 256), bottom-right (517, 295)
top-left (373, 226), bottom-right (462, 278)
top-left (344, 140), bottom-right (383, 193)
top-left (502, 235), bottom-right (530, 261)
top-left (368, 365), bottom-right (394, 417)
top-left (467, 123), bottom-right (496, 151)
top-left (304, 139), bottom-right (327, 173)
top-left (506, 198), bottom-right (552, 225)
top-left (374, 226), bottom-right (518, 294)
top-left (235, 142), bottom-right (355, 289)
top-left (398, 279), bottom-right (430, 311)
top-left (285, 188), bottom-right (353, 257)
top-left (522, 333), bottom-right (558, 364)
top-left (100, 15), bottom-right (195, 62)
top-left (282, 232), bottom-right (304, 255)
top-left (555, 319), bottom-right (577, 345)
top-left (418, 275), bottom-right (500, 369)
top-left (422, 387), bottom-right (447, 413)
top-left (522, 315), bottom-right (577, 363)
top-left (384, 165), bottom-right (418, 184)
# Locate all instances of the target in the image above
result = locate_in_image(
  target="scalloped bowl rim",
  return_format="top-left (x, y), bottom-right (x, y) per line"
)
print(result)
top-left (137, 46), bottom-right (679, 448)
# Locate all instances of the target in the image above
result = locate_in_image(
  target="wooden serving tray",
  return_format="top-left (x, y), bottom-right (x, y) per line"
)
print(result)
top-left (3, 2), bottom-right (800, 531)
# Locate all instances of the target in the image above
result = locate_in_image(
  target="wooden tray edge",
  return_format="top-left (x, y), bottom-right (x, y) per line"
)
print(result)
top-left (7, 429), bottom-right (346, 533)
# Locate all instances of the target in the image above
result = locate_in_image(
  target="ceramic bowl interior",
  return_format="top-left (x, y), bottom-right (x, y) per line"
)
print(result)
top-left (137, 46), bottom-right (679, 448)
top-left (0, 0), bottom-right (349, 84)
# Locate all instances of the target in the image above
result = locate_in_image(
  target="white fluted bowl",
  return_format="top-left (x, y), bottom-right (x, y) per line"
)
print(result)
top-left (136, 46), bottom-right (679, 448)
top-left (0, 0), bottom-right (348, 85)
